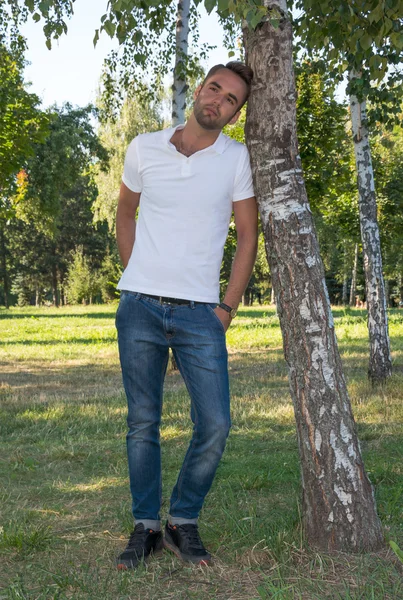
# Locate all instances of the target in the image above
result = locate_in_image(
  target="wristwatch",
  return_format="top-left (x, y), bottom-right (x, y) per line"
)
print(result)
top-left (219, 302), bottom-right (238, 318)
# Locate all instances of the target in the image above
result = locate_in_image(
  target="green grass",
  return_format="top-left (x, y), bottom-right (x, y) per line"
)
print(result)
top-left (0, 304), bottom-right (402, 599)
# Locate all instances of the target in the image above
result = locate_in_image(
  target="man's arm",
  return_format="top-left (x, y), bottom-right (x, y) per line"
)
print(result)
top-left (215, 196), bottom-right (258, 331)
top-left (116, 182), bottom-right (141, 268)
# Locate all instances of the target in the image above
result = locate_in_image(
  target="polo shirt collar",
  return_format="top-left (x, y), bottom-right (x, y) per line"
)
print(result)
top-left (166, 125), bottom-right (227, 155)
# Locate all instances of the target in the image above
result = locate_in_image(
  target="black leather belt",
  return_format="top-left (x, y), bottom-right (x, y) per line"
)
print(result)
top-left (144, 294), bottom-right (194, 306)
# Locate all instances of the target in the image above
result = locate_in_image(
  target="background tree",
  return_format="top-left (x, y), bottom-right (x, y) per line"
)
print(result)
top-left (0, 42), bottom-right (48, 306)
top-left (172, 0), bottom-right (191, 125)
top-left (372, 122), bottom-right (403, 306)
top-left (295, 58), bottom-right (360, 305)
top-left (294, 0), bottom-right (403, 383)
top-left (93, 95), bottom-right (163, 231)
top-left (9, 104), bottom-right (109, 306)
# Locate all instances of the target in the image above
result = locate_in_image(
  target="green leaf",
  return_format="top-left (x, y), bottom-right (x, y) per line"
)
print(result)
top-left (32, 12), bottom-right (41, 22)
top-left (38, 1), bottom-right (50, 15)
top-left (384, 16), bottom-right (393, 34)
top-left (360, 32), bottom-right (372, 50)
top-left (369, 54), bottom-right (382, 69)
top-left (368, 3), bottom-right (384, 24)
top-left (228, 50), bottom-right (235, 57)
top-left (390, 31), bottom-right (403, 49)
top-left (390, 541), bottom-right (403, 564)
top-left (133, 30), bottom-right (143, 43)
top-left (45, 38), bottom-right (51, 50)
top-left (204, 0), bottom-right (216, 15)
top-left (103, 20), bottom-right (116, 38)
top-left (217, 0), bottom-right (229, 12)
top-left (93, 29), bottom-right (100, 48)
top-left (25, 0), bottom-right (35, 11)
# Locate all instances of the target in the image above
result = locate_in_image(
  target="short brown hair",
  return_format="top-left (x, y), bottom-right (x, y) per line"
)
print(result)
top-left (202, 61), bottom-right (254, 109)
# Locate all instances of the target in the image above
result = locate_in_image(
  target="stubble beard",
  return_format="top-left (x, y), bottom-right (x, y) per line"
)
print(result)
top-left (193, 98), bottom-right (236, 132)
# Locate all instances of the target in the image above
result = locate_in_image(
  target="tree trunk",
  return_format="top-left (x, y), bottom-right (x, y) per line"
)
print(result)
top-left (342, 276), bottom-right (348, 306)
top-left (349, 243), bottom-right (358, 306)
top-left (243, 1), bottom-right (384, 552)
top-left (349, 75), bottom-right (392, 384)
top-left (342, 240), bottom-right (349, 306)
top-left (52, 264), bottom-right (59, 307)
top-left (384, 279), bottom-right (390, 308)
top-left (0, 224), bottom-right (9, 308)
top-left (172, 0), bottom-right (190, 126)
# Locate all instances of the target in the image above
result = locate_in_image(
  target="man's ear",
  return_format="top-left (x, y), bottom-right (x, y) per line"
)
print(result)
top-left (193, 84), bottom-right (202, 100)
top-left (228, 110), bottom-right (241, 125)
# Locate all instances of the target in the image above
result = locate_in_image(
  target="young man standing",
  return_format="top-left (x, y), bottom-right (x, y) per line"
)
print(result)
top-left (115, 61), bottom-right (258, 569)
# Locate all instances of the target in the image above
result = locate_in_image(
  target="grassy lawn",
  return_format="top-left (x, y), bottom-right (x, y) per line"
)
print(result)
top-left (0, 304), bottom-right (402, 599)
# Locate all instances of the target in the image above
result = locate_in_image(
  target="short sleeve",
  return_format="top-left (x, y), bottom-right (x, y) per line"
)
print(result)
top-left (233, 146), bottom-right (254, 202)
top-left (122, 137), bottom-right (143, 193)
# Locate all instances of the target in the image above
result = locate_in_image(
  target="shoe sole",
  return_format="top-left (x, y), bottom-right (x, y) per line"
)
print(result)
top-left (163, 535), bottom-right (211, 566)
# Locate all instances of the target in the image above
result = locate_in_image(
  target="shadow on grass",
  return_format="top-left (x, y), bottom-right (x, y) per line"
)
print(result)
top-left (0, 311), bottom-right (116, 320)
top-left (0, 336), bottom-right (117, 346)
top-left (1, 343), bottom-right (402, 410)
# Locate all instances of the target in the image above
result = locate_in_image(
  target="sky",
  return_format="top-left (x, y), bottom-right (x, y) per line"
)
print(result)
top-left (21, 1), bottom-right (234, 109)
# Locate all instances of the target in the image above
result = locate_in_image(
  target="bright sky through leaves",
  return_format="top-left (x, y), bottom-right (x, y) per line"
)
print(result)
top-left (20, 0), bottom-right (230, 108)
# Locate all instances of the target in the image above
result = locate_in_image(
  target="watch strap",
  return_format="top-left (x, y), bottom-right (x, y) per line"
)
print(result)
top-left (219, 302), bottom-right (237, 318)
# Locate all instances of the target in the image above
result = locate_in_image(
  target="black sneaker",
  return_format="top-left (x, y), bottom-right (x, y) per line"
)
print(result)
top-left (164, 521), bottom-right (211, 565)
top-left (116, 523), bottom-right (163, 570)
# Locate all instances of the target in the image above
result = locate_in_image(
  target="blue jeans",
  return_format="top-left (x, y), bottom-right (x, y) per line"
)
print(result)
top-left (116, 291), bottom-right (230, 521)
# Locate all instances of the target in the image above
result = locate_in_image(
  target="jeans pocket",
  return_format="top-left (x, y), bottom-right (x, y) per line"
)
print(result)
top-left (206, 304), bottom-right (226, 334)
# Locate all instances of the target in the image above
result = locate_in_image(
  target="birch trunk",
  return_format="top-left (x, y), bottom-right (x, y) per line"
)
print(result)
top-left (349, 76), bottom-right (392, 384)
top-left (172, 0), bottom-right (190, 126)
top-left (243, 2), bottom-right (384, 552)
top-left (349, 243), bottom-right (358, 306)
top-left (342, 275), bottom-right (348, 306)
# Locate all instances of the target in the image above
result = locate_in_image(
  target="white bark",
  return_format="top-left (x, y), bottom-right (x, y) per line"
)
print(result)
top-left (349, 72), bottom-right (392, 383)
top-left (243, 1), bottom-right (384, 552)
top-left (172, 0), bottom-right (190, 126)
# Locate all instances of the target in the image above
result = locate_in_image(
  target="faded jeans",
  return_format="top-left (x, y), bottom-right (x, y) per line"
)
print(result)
top-left (116, 291), bottom-right (230, 521)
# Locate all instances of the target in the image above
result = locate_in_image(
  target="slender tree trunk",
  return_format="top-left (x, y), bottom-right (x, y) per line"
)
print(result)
top-left (342, 240), bottom-right (349, 306)
top-left (342, 275), bottom-right (348, 306)
top-left (0, 224), bottom-right (9, 308)
top-left (349, 74), bottom-right (392, 384)
top-left (172, 0), bottom-right (190, 126)
top-left (243, 1), bottom-right (384, 552)
top-left (384, 279), bottom-right (390, 308)
top-left (349, 243), bottom-right (358, 306)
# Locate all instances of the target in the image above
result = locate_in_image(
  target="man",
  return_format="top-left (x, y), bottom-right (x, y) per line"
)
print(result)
top-left (115, 61), bottom-right (258, 570)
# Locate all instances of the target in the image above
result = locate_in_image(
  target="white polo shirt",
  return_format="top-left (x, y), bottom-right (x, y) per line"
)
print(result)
top-left (117, 125), bottom-right (254, 303)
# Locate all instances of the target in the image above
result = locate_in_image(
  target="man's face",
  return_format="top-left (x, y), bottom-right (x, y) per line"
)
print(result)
top-left (193, 68), bottom-right (247, 131)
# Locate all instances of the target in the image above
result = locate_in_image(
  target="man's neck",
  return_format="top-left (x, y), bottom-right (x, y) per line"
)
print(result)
top-left (171, 115), bottom-right (221, 156)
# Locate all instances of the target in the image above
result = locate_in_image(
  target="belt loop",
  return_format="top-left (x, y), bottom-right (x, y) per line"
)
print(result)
top-left (159, 296), bottom-right (163, 304)
top-left (135, 292), bottom-right (141, 300)
top-left (190, 301), bottom-right (195, 309)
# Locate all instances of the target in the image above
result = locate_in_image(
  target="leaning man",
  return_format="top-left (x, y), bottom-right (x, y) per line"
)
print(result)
top-left (115, 61), bottom-right (258, 569)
